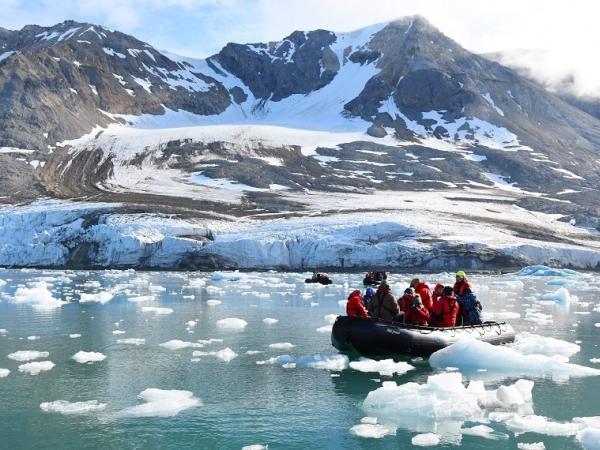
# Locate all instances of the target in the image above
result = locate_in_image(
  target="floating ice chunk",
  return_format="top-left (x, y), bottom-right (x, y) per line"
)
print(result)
top-left (412, 433), bottom-right (440, 446)
top-left (505, 414), bottom-right (582, 436)
top-left (215, 348), bottom-right (237, 362)
top-left (211, 271), bottom-right (244, 281)
top-left (11, 281), bottom-right (65, 309)
top-left (517, 265), bottom-right (579, 277)
top-left (0, 368), bottom-right (10, 377)
top-left (117, 338), bottom-right (145, 346)
top-left (0, 329), bottom-right (7, 335)
top-left (112, 330), bottom-right (126, 335)
top-left (40, 400), bottom-right (106, 415)
top-left (517, 443), bottom-right (545, 450)
top-left (316, 325), bottom-right (332, 333)
top-left (159, 340), bottom-right (202, 350)
top-left (79, 291), bottom-right (114, 304)
top-left (216, 318), bottom-right (247, 330)
top-left (269, 342), bottom-right (295, 350)
top-left (7, 350), bottom-right (49, 362)
top-left (206, 300), bottom-right (221, 306)
top-left (542, 287), bottom-right (573, 304)
top-left (205, 286), bottom-right (225, 295)
top-left (186, 320), bottom-right (197, 328)
top-left (350, 358), bottom-right (414, 377)
top-left (27, 335), bottom-right (40, 341)
top-left (128, 295), bottom-right (155, 303)
top-left (241, 445), bottom-right (268, 450)
top-left (262, 318), bottom-right (278, 325)
top-left (296, 354), bottom-right (349, 371)
top-left (429, 340), bottom-right (600, 380)
top-left (69, 334), bottom-right (81, 338)
top-left (256, 355), bottom-right (295, 366)
top-left (72, 351), bottom-right (106, 364)
top-left (18, 360), bottom-right (55, 375)
top-left (118, 388), bottom-right (201, 418)
top-left (512, 333), bottom-right (580, 359)
top-left (590, 359), bottom-right (600, 364)
top-left (350, 423), bottom-right (396, 438)
top-left (141, 306), bottom-right (173, 315)
top-left (577, 427), bottom-right (600, 450)
top-left (461, 424), bottom-right (508, 440)
top-left (187, 278), bottom-right (206, 287)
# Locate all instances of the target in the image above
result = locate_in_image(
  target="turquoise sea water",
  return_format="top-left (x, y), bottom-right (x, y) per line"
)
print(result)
top-left (0, 269), bottom-right (598, 449)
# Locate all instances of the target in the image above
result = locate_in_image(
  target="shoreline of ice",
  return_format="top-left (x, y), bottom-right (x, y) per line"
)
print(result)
top-left (1, 200), bottom-right (599, 271)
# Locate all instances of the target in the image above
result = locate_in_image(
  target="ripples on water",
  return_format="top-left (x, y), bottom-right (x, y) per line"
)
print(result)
top-left (0, 268), bottom-right (599, 449)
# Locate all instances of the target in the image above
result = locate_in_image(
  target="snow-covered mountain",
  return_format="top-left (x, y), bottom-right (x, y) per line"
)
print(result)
top-left (1, 17), bottom-right (599, 270)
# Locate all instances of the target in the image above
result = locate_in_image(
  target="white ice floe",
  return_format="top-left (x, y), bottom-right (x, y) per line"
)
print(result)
top-left (27, 335), bottom-right (40, 341)
top-left (517, 443), bottom-right (546, 450)
top-left (79, 291), bottom-right (114, 304)
top-left (505, 414), bottom-right (583, 436)
top-left (460, 424), bottom-right (508, 440)
top-left (349, 358), bottom-right (414, 377)
top-left (268, 342), bottom-right (295, 350)
top-left (206, 299), bottom-right (222, 306)
top-left (411, 433), bottom-right (441, 446)
top-left (361, 372), bottom-right (533, 441)
top-left (577, 427), bottom-right (600, 450)
top-left (112, 330), bottom-right (126, 335)
top-left (316, 325), bottom-right (333, 333)
top-left (257, 354), bottom-right (349, 371)
top-left (429, 340), bottom-right (600, 380)
top-left (241, 445), bottom-right (268, 450)
top-left (69, 333), bottom-right (82, 338)
top-left (511, 333), bottom-right (580, 359)
top-left (159, 340), bottom-right (202, 350)
top-left (10, 281), bottom-right (65, 309)
top-left (517, 265), bottom-right (579, 277)
top-left (117, 388), bottom-right (201, 418)
top-left (40, 400), bottom-right (107, 415)
top-left (542, 287), bottom-right (574, 304)
top-left (141, 306), bottom-right (173, 315)
top-left (7, 350), bottom-right (49, 362)
top-left (262, 318), bottom-right (278, 325)
top-left (18, 360), bottom-right (55, 375)
top-left (192, 347), bottom-right (238, 362)
top-left (350, 423), bottom-right (396, 439)
top-left (72, 351), bottom-right (107, 364)
top-left (0, 368), bottom-right (10, 377)
top-left (216, 317), bottom-right (247, 330)
top-left (117, 338), bottom-right (145, 346)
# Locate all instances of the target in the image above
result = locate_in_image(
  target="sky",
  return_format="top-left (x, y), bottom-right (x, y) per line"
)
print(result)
top-left (1, 0), bottom-right (599, 97)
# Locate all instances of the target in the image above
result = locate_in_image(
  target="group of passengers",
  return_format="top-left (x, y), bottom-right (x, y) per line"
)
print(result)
top-left (346, 271), bottom-right (483, 328)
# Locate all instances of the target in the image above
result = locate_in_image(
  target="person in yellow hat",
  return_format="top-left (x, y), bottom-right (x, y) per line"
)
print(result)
top-left (453, 271), bottom-right (472, 298)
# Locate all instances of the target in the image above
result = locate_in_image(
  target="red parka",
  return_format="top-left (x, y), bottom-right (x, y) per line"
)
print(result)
top-left (414, 282), bottom-right (433, 310)
top-left (453, 279), bottom-right (472, 298)
top-left (432, 283), bottom-right (444, 304)
top-left (404, 305), bottom-right (431, 326)
top-left (346, 291), bottom-right (368, 318)
top-left (432, 295), bottom-right (459, 327)
top-left (400, 293), bottom-right (415, 314)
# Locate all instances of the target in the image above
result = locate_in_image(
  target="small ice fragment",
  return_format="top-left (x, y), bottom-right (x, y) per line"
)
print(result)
top-left (112, 330), bottom-right (126, 335)
top-left (8, 350), bottom-right (49, 362)
top-left (72, 351), bottom-right (106, 364)
top-left (241, 445), bottom-right (268, 450)
top-left (206, 300), bottom-right (221, 306)
top-left (69, 334), bottom-right (81, 338)
top-left (117, 338), bottom-right (145, 346)
top-left (269, 343), bottom-right (295, 350)
top-left (350, 423), bottom-right (396, 438)
top-left (117, 388), bottom-right (201, 417)
top-left (517, 443), bottom-right (545, 450)
top-left (159, 340), bottom-right (202, 350)
top-left (0, 368), bottom-right (10, 378)
top-left (40, 400), bottom-right (106, 415)
top-left (262, 318), bottom-right (278, 325)
top-left (412, 433), bottom-right (440, 446)
top-left (216, 318), bottom-right (247, 330)
top-left (141, 306), bottom-right (173, 315)
top-left (27, 336), bottom-right (40, 341)
top-left (18, 361), bottom-right (55, 375)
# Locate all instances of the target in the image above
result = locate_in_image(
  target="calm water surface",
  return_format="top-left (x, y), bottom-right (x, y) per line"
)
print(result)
top-left (0, 269), bottom-right (598, 449)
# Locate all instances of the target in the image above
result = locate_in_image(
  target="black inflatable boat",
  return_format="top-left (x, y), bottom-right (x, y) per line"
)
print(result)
top-left (305, 277), bottom-right (332, 285)
top-left (362, 278), bottom-right (381, 286)
top-left (331, 316), bottom-right (515, 357)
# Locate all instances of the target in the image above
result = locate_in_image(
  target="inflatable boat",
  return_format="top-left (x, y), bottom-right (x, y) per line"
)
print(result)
top-left (304, 276), bottom-right (332, 285)
top-left (362, 277), bottom-right (381, 286)
top-left (331, 316), bottom-right (515, 357)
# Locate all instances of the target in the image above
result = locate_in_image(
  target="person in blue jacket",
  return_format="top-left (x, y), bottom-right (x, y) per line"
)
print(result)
top-left (457, 287), bottom-right (483, 325)
top-left (363, 287), bottom-right (376, 309)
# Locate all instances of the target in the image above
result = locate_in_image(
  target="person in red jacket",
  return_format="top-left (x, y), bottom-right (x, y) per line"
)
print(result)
top-left (346, 290), bottom-right (369, 318)
top-left (399, 288), bottom-right (415, 314)
top-left (453, 271), bottom-right (472, 298)
top-left (431, 286), bottom-right (460, 327)
top-left (432, 283), bottom-right (444, 304)
top-left (410, 278), bottom-right (433, 311)
top-left (404, 294), bottom-right (431, 326)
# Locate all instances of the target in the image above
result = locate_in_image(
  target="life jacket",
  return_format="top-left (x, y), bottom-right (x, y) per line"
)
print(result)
top-left (414, 282), bottom-right (433, 310)
top-left (400, 293), bottom-right (415, 314)
top-left (433, 295), bottom-right (459, 327)
top-left (347, 291), bottom-right (368, 318)
top-left (405, 305), bottom-right (430, 326)
top-left (453, 279), bottom-right (472, 298)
